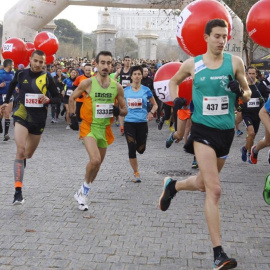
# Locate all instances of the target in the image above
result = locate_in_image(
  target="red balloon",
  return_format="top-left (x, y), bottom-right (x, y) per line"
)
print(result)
top-left (25, 42), bottom-right (35, 58)
top-left (46, 54), bottom-right (56, 65)
top-left (246, 0), bottom-right (270, 48)
top-left (1, 38), bottom-right (27, 67)
top-left (153, 62), bottom-right (192, 106)
top-left (34, 31), bottom-right (59, 55)
top-left (176, 0), bottom-right (232, 56)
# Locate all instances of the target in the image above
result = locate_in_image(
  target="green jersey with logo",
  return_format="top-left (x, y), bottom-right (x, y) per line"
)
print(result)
top-left (192, 53), bottom-right (236, 129)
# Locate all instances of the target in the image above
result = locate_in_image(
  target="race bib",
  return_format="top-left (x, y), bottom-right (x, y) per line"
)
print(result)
top-left (154, 79), bottom-right (172, 103)
top-left (202, 96), bottom-right (229, 115)
top-left (247, 98), bottom-right (260, 108)
top-left (66, 89), bottom-right (73, 96)
top-left (122, 80), bottom-right (130, 87)
top-left (25, 93), bottom-right (43, 107)
top-left (95, 103), bottom-right (113, 118)
top-left (127, 98), bottom-right (143, 109)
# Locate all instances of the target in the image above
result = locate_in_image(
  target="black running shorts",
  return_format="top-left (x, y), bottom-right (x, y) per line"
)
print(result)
top-left (242, 114), bottom-right (261, 134)
top-left (13, 116), bottom-right (46, 135)
top-left (184, 122), bottom-right (234, 158)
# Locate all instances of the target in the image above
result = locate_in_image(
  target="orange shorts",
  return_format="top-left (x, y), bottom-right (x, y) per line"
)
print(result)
top-left (177, 109), bottom-right (191, 121)
top-left (79, 120), bottom-right (114, 147)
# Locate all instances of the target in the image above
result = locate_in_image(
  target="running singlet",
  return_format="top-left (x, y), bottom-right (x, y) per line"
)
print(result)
top-left (192, 53), bottom-right (236, 129)
top-left (5, 69), bottom-right (59, 123)
top-left (80, 77), bottom-right (118, 127)
top-left (124, 85), bottom-right (153, 123)
top-left (63, 77), bottom-right (75, 96)
top-left (119, 68), bottom-right (131, 88)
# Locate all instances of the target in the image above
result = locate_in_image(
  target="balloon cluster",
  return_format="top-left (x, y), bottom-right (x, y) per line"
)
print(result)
top-left (1, 31), bottom-right (59, 68)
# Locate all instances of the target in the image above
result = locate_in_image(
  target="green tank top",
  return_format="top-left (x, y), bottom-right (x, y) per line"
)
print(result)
top-left (90, 77), bottom-right (118, 126)
top-left (192, 53), bottom-right (236, 129)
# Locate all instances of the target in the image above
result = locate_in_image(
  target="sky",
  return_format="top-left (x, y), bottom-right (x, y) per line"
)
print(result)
top-left (0, 0), bottom-right (101, 33)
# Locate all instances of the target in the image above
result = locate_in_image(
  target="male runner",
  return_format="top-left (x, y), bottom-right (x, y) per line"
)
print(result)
top-left (1, 50), bottom-right (60, 205)
top-left (158, 19), bottom-right (251, 269)
top-left (69, 51), bottom-right (127, 211)
top-left (114, 56), bottom-right (132, 135)
top-left (0, 59), bottom-right (15, 141)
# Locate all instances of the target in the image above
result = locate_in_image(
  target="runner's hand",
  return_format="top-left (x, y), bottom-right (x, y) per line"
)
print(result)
top-left (113, 105), bottom-right (120, 117)
top-left (70, 114), bottom-right (79, 131)
top-left (228, 75), bottom-right (243, 97)
top-left (173, 97), bottom-right (187, 110)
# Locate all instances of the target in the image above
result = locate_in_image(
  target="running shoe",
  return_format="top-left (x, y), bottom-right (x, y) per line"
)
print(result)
top-left (156, 118), bottom-right (160, 124)
top-left (169, 126), bottom-right (175, 132)
top-left (133, 172), bottom-right (141, 183)
top-left (236, 129), bottom-right (243, 137)
top-left (165, 120), bottom-right (170, 126)
top-left (158, 118), bottom-right (164, 130)
top-left (115, 120), bottom-right (119, 127)
top-left (159, 177), bottom-right (177, 211)
top-left (66, 125), bottom-right (70, 130)
top-left (3, 134), bottom-right (10, 141)
top-left (13, 190), bottom-right (24, 205)
top-left (191, 159), bottom-right (199, 169)
top-left (240, 146), bottom-right (247, 162)
top-left (166, 132), bottom-right (175, 148)
top-left (213, 253), bottom-right (237, 270)
top-left (74, 185), bottom-right (89, 211)
top-left (263, 173), bottom-right (270, 205)
top-left (250, 145), bottom-right (258, 164)
top-left (51, 118), bottom-right (56, 124)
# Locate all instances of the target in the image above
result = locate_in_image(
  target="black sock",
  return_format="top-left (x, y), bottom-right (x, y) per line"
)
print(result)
top-left (4, 119), bottom-right (10, 135)
top-left (15, 187), bottom-right (22, 192)
top-left (213, 246), bottom-right (225, 260)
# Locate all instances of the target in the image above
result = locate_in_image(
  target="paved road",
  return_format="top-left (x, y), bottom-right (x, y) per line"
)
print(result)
top-left (0, 115), bottom-right (270, 270)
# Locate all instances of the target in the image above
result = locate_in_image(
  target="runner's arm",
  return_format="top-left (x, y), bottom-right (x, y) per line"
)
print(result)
top-left (169, 58), bottom-right (193, 101)
top-left (233, 56), bottom-right (251, 103)
top-left (259, 106), bottom-right (270, 135)
top-left (69, 79), bottom-right (91, 115)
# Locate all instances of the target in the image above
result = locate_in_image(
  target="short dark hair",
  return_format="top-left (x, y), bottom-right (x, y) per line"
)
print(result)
top-left (204, 19), bottom-right (228, 36)
top-left (31, 50), bottom-right (46, 58)
top-left (3, 59), bottom-right (13, 68)
top-left (95, 51), bottom-right (113, 63)
top-left (130, 65), bottom-right (143, 76)
top-left (124, 56), bottom-right (131, 60)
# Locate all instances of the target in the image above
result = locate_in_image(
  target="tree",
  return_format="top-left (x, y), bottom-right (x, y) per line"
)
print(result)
top-left (115, 38), bottom-right (138, 59)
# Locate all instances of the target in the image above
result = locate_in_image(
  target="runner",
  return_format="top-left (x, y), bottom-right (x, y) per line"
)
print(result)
top-left (69, 51), bottom-right (127, 211)
top-left (123, 65), bottom-right (157, 182)
top-left (62, 68), bottom-right (77, 129)
top-left (158, 19), bottom-right (251, 270)
top-left (250, 94), bottom-right (270, 165)
top-left (240, 66), bottom-right (268, 163)
top-left (0, 59), bottom-right (15, 141)
top-left (0, 50), bottom-right (61, 205)
top-left (114, 56), bottom-right (132, 135)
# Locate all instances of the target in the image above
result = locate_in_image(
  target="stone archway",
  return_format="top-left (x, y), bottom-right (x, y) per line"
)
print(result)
top-left (2, 0), bottom-right (243, 57)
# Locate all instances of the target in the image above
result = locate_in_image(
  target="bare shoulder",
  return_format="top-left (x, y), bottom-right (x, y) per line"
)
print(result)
top-left (231, 55), bottom-right (245, 67)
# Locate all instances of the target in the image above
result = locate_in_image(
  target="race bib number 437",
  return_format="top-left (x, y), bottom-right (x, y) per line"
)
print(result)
top-left (203, 96), bottom-right (229, 115)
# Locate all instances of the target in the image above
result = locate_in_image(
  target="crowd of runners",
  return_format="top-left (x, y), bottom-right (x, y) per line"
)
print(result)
top-left (1, 18), bottom-right (270, 270)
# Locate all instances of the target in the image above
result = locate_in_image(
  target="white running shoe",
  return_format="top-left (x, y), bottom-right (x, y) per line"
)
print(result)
top-left (74, 185), bottom-right (89, 211)
top-left (66, 125), bottom-right (70, 130)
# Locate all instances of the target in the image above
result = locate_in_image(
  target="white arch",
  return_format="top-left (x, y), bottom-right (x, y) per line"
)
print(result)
top-left (3, 0), bottom-right (243, 57)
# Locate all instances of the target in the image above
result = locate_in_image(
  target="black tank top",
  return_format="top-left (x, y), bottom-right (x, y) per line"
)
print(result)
top-left (119, 68), bottom-right (131, 88)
